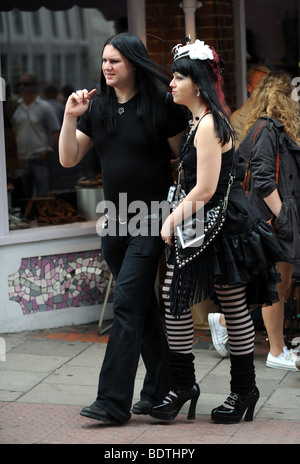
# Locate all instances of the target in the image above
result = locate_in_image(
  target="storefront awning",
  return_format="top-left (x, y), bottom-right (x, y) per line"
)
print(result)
top-left (0, 1), bottom-right (110, 12)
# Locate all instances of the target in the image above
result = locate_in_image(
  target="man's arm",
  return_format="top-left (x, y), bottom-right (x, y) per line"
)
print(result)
top-left (59, 88), bottom-right (96, 167)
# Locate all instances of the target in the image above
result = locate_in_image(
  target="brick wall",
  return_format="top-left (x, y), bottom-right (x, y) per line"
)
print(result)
top-left (145, 0), bottom-right (236, 110)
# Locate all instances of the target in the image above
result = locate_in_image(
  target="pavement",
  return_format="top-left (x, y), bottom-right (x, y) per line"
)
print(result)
top-left (1, 320), bottom-right (300, 447)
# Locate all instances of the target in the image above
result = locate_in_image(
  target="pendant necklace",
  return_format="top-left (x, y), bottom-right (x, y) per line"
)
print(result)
top-left (188, 115), bottom-right (201, 129)
top-left (117, 92), bottom-right (139, 115)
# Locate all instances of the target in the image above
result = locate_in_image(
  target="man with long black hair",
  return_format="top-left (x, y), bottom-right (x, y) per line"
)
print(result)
top-left (59, 33), bottom-right (187, 424)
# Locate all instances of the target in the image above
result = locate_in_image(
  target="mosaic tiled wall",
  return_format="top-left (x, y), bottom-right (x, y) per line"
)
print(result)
top-left (8, 250), bottom-right (113, 315)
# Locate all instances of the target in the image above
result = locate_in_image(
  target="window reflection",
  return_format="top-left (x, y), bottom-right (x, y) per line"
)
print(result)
top-left (12, 10), bottom-right (23, 34)
top-left (32, 11), bottom-right (42, 36)
top-left (1, 5), bottom-right (127, 230)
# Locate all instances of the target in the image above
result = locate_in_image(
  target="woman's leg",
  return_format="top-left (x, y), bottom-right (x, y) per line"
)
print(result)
top-left (262, 261), bottom-right (294, 356)
top-left (162, 264), bottom-right (196, 389)
top-left (214, 284), bottom-right (256, 394)
top-left (150, 263), bottom-right (199, 420)
top-left (211, 262), bottom-right (297, 369)
top-left (211, 284), bottom-right (259, 423)
top-left (163, 265), bottom-right (195, 356)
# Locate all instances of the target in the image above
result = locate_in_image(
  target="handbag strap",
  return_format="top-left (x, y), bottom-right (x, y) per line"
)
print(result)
top-left (269, 151), bottom-right (280, 227)
top-left (174, 161), bottom-right (184, 202)
top-left (222, 170), bottom-right (235, 213)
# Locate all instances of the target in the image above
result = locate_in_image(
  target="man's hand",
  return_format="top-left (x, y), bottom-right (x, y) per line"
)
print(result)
top-left (64, 88), bottom-right (97, 118)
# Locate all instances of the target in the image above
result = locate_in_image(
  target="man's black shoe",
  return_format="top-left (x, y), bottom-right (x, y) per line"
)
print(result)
top-left (131, 400), bottom-right (153, 415)
top-left (80, 402), bottom-right (117, 423)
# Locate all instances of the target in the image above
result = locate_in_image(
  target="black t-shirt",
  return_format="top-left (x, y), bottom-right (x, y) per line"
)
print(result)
top-left (77, 92), bottom-right (187, 210)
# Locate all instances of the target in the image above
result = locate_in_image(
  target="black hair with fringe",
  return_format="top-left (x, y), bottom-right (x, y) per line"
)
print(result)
top-left (171, 52), bottom-right (234, 146)
top-left (98, 32), bottom-right (173, 139)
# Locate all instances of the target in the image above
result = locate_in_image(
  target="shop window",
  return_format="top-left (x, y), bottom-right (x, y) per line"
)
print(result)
top-left (50, 11), bottom-right (58, 37)
top-left (77, 9), bottom-right (86, 39)
top-left (52, 55), bottom-right (62, 82)
top-left (1, 4), bottom-right (127, 231)
top-left (12, 9), bottom-right (23, 35)
top-left (63, 10), bottom-right (72, 38)
top-left (0, 13), bottom-right (4, 34)
top-left (32, 10), bottom-right (42, 36)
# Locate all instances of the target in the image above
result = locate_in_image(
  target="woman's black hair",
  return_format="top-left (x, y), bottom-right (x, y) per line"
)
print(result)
top-left (98, 32), bottom-right (173, 138)
top-left (171, 52), bottom-right (234, 145)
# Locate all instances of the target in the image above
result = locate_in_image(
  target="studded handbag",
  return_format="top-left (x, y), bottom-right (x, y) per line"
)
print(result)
top-left (173, 162), bottom-right (235, 268)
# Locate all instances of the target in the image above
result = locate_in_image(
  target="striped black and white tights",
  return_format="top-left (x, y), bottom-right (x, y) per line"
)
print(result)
top-left (162, 263), bottom-right (256, 393)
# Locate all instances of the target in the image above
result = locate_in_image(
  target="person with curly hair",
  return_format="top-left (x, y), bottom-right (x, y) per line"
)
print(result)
top-left (230, 64), bottom-right (270, 147)
top-left (209, 71), bottom-right (300, 371)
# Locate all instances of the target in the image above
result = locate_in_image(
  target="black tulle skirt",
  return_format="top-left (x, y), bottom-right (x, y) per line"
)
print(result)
top-left (169, 185), bottom-right (283, 317)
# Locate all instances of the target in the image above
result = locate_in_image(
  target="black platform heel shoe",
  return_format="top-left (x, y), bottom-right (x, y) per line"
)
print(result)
top-left (149, 383), bottom-right (200, 421)
top-left (211, 386), bottom-right (260, 424)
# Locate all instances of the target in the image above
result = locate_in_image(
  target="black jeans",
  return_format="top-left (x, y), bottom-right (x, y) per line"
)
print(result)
top-left (95, 228), bottom-right (171, 422)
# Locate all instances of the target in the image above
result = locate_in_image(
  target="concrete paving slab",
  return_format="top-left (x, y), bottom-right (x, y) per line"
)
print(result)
top-left (66, 343), bottom-right (107, 367)
top-left (0, 352), bottom-right (71, 373)
top-left (17, 383), bottom-right (97, 406)
top-left (44, 365), bottom-right (99, 386)
top-left (257, 405), bottom-right (300, 421)
top-left (0, 390), bottom-right (24, 402)
top-left (280, 372), bottom-right (300, 388)
top-left (9, 337), bottom-right (88, 357)
top-left (265, 387), bottom-right (300, 409)
top-left (0, 370), bottom-right (47, 393)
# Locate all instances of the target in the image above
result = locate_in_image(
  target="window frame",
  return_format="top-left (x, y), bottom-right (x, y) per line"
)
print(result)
top-left (0, 0), bottom-right (145, 246)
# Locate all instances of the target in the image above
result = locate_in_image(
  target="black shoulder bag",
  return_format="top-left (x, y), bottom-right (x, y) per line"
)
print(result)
top-left (172, 160), bottom-right (235, 268)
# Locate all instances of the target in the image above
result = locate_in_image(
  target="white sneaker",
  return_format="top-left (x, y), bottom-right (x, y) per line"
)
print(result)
top-left (266, 346), bottom-right (299, 371)
top-left (208, 313), bottom-right (229, 357)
